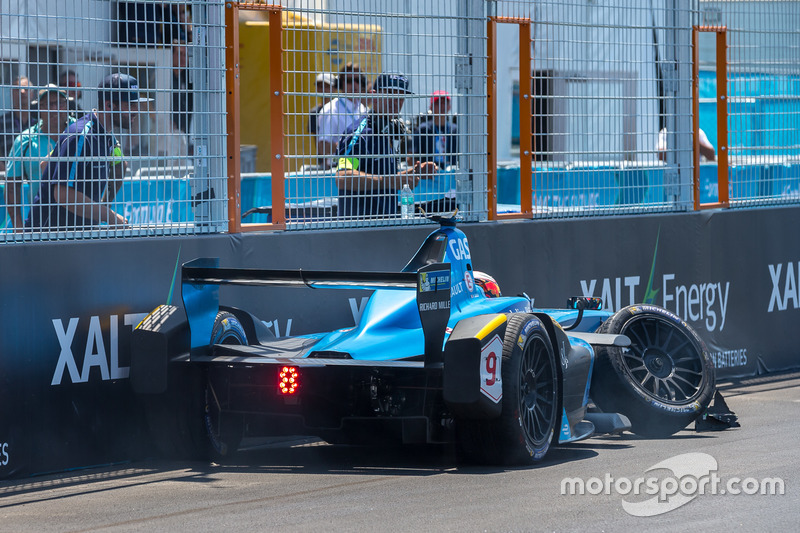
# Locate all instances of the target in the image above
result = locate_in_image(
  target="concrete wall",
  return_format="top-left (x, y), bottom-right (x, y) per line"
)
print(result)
top-left (1, 206), bottom-right (798, 478)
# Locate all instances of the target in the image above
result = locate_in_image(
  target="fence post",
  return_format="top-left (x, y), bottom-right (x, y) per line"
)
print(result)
top-left (225, 2), bottom-right (242, 233)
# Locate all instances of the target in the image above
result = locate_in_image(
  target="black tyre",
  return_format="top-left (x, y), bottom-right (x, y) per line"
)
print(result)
top-left (210, 311), bottom-right (248, 345)
top-left (140, 366), bottom-right (207, 460)
top-left (204, 311), bottom-right (248, 461)
top-left (591, 305), bottom-right (715, 437)
top-left (457, 314), bottom-right (560, 465)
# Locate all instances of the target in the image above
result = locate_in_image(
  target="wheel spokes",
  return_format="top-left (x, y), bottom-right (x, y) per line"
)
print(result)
top-left (519, 338), bottom-right (556, 443)
top-left (621, 316), bottom-right (704, 404)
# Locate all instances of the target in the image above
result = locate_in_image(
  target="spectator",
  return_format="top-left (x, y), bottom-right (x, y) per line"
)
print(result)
top-left (316, 62), bottom-right (368, 168)
top-left (172, 39), bottom-right (193, 135)
top-left (307, 72), bottom-right (337, 166)
top-left (308, 72), bottom-right (337, 135)
top-left (0, 76), bottom-right (32, 172)
top-left (4, 85), bottom-right (74, 230)
top-left (657, 127), bottom-right (715, 162)
top-left (335, 72), bottom-right (437, 217)
top-left (58, 69), bottom-right (86, 118)
top-left (409, 90), bottom-right (458, 168)
top-left (25, 73), bottom-right (153, 230)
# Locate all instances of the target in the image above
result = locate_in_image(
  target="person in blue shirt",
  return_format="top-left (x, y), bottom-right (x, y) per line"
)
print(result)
top-left (25, 73), bottom-right (152, 230)
top-left (335, 72), bottom-right (436, 218)
top-left (4, 85), bottom-right (74, 230)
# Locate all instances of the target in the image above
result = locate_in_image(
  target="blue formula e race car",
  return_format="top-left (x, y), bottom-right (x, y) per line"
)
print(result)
top-left (131, 215), bottom-right (716, 465)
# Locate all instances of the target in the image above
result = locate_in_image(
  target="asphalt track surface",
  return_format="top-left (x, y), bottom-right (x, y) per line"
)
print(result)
top-left (1, 373), bottom-right (798, 532)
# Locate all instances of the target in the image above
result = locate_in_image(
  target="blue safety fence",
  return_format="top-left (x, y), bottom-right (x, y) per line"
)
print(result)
top-left (7, 161), bottom-right (799, 232)
top-left (497, 158), bottom-right (800, 212)
top-left (700, 70), bottom-right (800, 159)
top-left (0, 181), bottom-right (32, 231)
top-left (110, 177), bottom-right (194, 225)
top-left (497, 162), bottom-right (676, 215)
top-left (699, 158), bottom-right (800, 204)
top-left (1, 177), bottom-right (194, 232)
top-left (241, 169), bottom-right (458, 225)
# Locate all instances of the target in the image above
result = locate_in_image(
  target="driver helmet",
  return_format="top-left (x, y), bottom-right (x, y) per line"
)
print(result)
top-left (474, 271), bottom-right (501, 298)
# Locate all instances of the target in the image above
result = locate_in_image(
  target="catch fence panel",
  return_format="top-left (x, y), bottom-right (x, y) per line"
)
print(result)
top-left (4, 1), bottom-right (800, 241)
top-left (0, 0), bottom-right (228, 241)
top-left (235, 0), bottom-right (489, 229)
top-left (496, 0), bottom-right (696, 218)
top-left (698, 1), bottom-right (800, 207)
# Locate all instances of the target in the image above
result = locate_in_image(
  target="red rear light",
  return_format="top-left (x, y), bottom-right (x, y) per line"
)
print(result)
top-left (279, 366), bottom-right (299, 394)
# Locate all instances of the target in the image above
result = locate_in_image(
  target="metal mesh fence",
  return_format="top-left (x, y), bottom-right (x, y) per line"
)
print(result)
top-left (236, 0), bottom-right (488, 229)
top-left (234, 0), bottom-right (715, 226)
top-left (699, 1), bottom-right (800, 207)
top-left (1, 0), bottom-right (227, 241)
top-left (2, 1), bottom-right (800, 240)
top-left (495, 0), bottom-right (696, 217)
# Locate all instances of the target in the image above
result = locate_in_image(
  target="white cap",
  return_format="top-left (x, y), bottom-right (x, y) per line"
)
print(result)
top-left (315, 72), bottom-right (336, 86)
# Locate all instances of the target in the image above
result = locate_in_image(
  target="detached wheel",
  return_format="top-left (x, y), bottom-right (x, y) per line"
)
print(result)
top-left (591, 305), bottom-right (715, 437)
top-left (458, 314), bottom-right (560, 465)
top-left (204, 311), bottom-right (247, 461)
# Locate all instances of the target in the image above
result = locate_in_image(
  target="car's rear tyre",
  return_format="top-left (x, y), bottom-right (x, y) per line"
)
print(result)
top-left (457, 314), bottom-right (559, 465)
top-left (210, 311), bottom-right (248, 345)
top-left (141, 366), bottom-right (207, 460)
top-left (204, 312), bottom-right (248, 461)
top-left (591, 305), bottom-right (715, 437)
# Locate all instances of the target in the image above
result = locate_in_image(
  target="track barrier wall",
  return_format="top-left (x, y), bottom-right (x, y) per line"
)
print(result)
top-left (1, 206), bottom-right (799, 478)
top-left (2, 0), bottom-right (800, 479)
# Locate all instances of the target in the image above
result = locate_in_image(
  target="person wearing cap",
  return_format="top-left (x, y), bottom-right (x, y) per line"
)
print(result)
top-left (409, 90), bottom-right (458, 168)
top-left (0, 76), bottom-right (33, 173)
top-left (4, 85), bottom-right (75, 230)
top-left (58, 69), bottom-right (85, 118)
top-left (307, 72), bottom-right (337, 165)
top-left (316, 63), bottom-right (368, 168)
top-left (307, 72), bottom-right (337, 168)
top-left (24, 73), bottom-right (152, 230)
top-left (335, 72), bottom-right (437, 217)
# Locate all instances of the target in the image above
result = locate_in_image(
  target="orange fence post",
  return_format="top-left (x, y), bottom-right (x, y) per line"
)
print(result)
top-left (266, 6), bottom-right (286, 228)
top-left (489, 17), bottom-right (533, 221)
top-left (225, 3), bottom-right (285, 232)
top-left (715, 28), bottom-right (730, 206)
top-left (225, 2), bottom-right (242, 233)
top-left (693, 25), bottom-right (729, 210)
top-left (518, 20), bottom-right (532, 217)
top-left (487, 17), bottom-right (498, 220)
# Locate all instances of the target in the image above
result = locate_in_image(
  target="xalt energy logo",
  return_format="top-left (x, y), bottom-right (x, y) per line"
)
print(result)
top-left (51, 314), bottom-right (148, 385)
top-left (768, 262), bottom-right (800, 312)
top-left (579, 228), bottom-right (730, 333)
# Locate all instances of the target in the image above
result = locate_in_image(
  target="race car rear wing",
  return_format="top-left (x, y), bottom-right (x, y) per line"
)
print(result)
top-left (182, 258), bottom-right (452, 367)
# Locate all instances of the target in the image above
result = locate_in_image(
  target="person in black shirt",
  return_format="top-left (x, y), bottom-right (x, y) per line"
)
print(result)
top-left (335, 72), bottom-right (436, 217)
